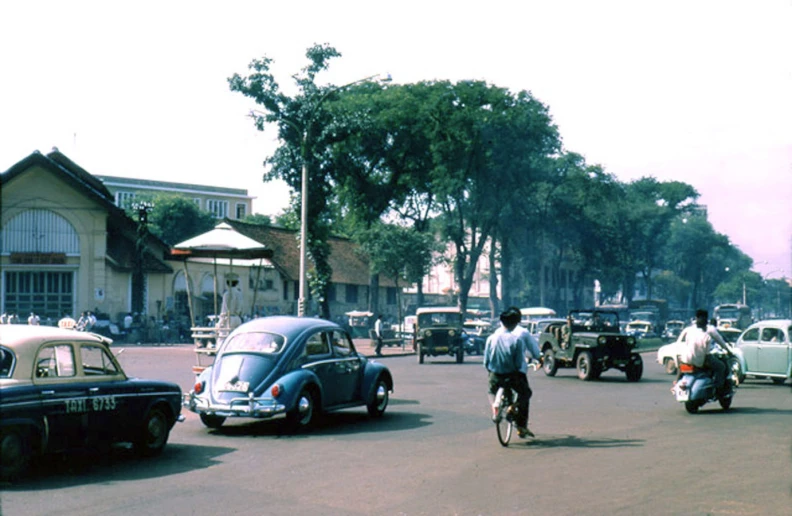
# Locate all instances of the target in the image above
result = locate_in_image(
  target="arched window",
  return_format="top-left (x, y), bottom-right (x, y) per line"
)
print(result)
top-left (1, 209), bottom-right (80, 255)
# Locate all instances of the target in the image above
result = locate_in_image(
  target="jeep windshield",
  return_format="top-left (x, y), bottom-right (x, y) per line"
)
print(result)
top-left (570, 311), bottom-right (619, 333)
top-left (418, 312), bottom-right (462, 327)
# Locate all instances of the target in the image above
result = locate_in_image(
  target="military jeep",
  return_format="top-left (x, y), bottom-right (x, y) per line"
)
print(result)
top-left (414, 307), bottom-right (465, 364)
top-left (538, 309), bottom-right (642, 381)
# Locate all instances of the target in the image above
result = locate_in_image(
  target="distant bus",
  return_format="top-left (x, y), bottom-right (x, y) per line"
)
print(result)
top-left (520, 307), bottom-right (557, 326)
top-left (713, 304), bottom-right (752, 330)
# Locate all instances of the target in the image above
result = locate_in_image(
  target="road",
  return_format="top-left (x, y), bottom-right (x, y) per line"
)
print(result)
top-left (1, 346), bottom-right (790, 516)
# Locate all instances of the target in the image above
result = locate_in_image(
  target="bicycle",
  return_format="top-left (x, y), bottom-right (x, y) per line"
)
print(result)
top-left (492, 360), bottom-right (539, 447)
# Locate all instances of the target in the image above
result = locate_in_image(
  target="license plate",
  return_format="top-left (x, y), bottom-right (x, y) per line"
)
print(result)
top-left (221, 380), bottom-right (249, 392)
top-left (675, 385), bottom-right (689, 402)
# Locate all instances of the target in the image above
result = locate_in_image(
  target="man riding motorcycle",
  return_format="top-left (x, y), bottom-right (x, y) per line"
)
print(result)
top-left (678, 309), bottom-right (733, 394)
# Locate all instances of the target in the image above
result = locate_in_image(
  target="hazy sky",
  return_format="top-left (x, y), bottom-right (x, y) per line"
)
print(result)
top-left (1, 1), bottom-right (790, 278)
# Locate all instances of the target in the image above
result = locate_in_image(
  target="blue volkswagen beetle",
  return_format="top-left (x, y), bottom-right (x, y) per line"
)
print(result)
top-left (184, 316), bottom-right (394, 431)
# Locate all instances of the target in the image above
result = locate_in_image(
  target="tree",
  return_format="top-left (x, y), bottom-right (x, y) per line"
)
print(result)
top-left (126, 194), bottom-right (216, 246)
top-left (242, 213), bottom-right (273, 225)
top-left (230, 43), bottom-right (365, 319)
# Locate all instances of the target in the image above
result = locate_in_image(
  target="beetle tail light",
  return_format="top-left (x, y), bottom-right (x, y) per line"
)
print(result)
top-left (194, 381), bottom-right (205, 394)
top-left (271, 384), bottom-right (281, 398)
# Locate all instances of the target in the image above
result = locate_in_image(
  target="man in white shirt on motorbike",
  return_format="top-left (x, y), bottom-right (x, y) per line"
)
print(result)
top-left (679, 308), bottom-right (730, 393)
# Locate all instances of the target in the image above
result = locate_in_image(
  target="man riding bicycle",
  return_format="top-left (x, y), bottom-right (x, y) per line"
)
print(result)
top-left (484, 307), bottom-right (542, 438)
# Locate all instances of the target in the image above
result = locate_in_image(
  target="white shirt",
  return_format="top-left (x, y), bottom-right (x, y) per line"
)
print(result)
top-left (374, 318), bottom-right (382, 338)
top-left (680, 325), bottom-right (727, 367)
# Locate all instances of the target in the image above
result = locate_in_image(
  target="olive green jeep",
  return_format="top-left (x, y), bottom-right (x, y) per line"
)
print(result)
top-left (414, 307), bottom-right (465, 364)
top-left (539, 309), bottom-right (643, 381)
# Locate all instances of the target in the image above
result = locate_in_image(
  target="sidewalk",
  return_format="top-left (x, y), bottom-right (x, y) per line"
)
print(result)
top-left (353, 338), bottom-right (415, 358)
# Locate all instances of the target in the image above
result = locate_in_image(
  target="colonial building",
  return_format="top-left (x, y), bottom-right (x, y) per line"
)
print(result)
top-left (1, 150), bottom-right (398, 333)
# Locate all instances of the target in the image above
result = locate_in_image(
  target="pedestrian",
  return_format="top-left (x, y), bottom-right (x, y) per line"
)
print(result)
top-left (374, 314), bottom-right (384, 356)
top-left (28, 312), bottom-right (41, 325)
top-left (58, 312), bottom-right (77, 330)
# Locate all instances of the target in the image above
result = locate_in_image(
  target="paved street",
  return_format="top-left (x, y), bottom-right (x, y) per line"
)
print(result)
top-left (1, 345), bottom-right (790, 516)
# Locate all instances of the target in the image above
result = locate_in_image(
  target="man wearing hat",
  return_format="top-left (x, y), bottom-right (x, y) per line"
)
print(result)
top-left (217, 272), bottom-right (243, 332)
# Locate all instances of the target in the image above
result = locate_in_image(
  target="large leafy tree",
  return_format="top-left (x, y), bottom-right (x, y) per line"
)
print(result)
top-left (425, 81), bottom-right (559, 313)
top-left (230, 44), bottom-right (371, 319)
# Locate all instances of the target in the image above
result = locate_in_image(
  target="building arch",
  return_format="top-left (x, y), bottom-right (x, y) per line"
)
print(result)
top-left (1, 208), bottom-right (80, 255)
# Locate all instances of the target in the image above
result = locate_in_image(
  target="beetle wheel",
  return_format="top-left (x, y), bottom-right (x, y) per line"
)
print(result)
top-left (286, 388), bottom-right (315, 431)
top-left (200, 413), bottom-right (226, 429)
top-left (0, 428), bottom-right (30, 481)
top-left (367, 378), bottom-right (389, 417)
top-left (135, 406), bottom-right (170, 456)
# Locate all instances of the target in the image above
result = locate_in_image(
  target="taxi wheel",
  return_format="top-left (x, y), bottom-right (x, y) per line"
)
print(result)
top-left (200, 413), bottom-right (226, 429)
top-left (135, 406), bottom-right (170, 456)
top-left (367, 378), bottom-right (389, 417)
top-left (286, 388), bottom-right (315, 431)
top-left (0, 428), bottom-right (30, 481)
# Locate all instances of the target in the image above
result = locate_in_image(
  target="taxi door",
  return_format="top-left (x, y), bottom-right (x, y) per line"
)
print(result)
top-left (34, 343), bottom-right (90, 450)
top-left (77, 343), bottom-right (128, 441)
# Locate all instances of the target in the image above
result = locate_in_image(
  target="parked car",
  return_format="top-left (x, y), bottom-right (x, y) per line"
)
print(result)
top-left (538, 309), bottom-right (642, 381)
top-left (733, 319), bottom-right (791, 385)
top-left (185, 316), bottom-right (394, 431)
top-left (0, 325), bottom-right (183, 481)
top-left (462, 319), bottom-right (492, 355)
top-left (414, 307), bottom-right (466, 363)
top-left (625, 320), bottom-right (659, 339)
top-left (657, 325), bottom-right (743, 376)
top-left (662, 320), bottom-right (686, 342)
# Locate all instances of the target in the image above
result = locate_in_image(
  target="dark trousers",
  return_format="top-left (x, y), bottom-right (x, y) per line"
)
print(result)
top-left (488, 372), bottom-right (532, 428)
top-left (375, 336), bottom-right (383, 355)
top-left (704, 354), bottom-right (727, 389)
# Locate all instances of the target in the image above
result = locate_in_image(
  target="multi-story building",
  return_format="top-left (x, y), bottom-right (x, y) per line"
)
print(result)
top-left (95, 175), bottom-right (253, 220)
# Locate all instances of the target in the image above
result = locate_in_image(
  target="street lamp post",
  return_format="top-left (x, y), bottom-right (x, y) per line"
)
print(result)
top-left (132, 201), bottom-right (154, 315)
top-left (295, 73), bottom-right (389, 317)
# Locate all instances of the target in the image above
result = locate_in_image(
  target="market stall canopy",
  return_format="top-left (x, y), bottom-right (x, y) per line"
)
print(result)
top-left (169, 222), bottom-right (273, 260)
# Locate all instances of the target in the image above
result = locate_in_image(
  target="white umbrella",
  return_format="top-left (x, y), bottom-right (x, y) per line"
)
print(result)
top-left (170, 222), bottom-right (273, 326)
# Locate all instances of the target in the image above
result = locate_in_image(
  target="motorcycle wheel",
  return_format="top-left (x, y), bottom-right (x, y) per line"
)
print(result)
top-left (684, 400), bottom-right (702, 414)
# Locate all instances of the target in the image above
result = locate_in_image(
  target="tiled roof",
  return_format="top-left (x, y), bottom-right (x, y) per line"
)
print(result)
top-left (226, 220), bottom-right (395, 287)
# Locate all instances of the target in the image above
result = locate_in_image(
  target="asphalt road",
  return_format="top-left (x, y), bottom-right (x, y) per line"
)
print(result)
top-left (1, 346), bottom-right (790, 516)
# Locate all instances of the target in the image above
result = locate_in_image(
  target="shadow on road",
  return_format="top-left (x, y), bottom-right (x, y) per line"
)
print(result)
top-left (210, 408), bottom-right (432, 439)
top-left (1, 443), bottom-right (235, 491)
top-left (515, 434), bottom-right (645, 449)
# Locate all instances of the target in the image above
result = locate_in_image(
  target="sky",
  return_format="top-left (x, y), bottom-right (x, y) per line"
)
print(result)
top-left (1, 0), bottom-right (790, 279)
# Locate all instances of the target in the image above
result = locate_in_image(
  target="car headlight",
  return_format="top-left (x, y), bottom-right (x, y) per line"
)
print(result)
top-left (627, 336), bottom-right (636, 345)
top-left (424, 330), bottom-right (432, 337)
top-left (598, 336), bottom-right (606, 345)
top-left (449, 330), bottom-right (455, 337)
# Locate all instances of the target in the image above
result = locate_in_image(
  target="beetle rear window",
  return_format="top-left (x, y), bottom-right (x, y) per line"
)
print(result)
top-left (223, 332), bottom-right (285, 354)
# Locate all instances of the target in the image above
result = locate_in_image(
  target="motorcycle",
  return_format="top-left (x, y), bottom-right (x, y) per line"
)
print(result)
top-left (672, 347), bottom-right (740, 414)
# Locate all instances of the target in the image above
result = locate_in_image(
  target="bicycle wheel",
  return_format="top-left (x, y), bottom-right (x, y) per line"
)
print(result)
top-left (496, 400), bottom-right (513, 447)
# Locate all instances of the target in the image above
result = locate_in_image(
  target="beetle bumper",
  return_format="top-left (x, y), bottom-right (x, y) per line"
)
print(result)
top-left (184, 392), bottom-right (287, 419)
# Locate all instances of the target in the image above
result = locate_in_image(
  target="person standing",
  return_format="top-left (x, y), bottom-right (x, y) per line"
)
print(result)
top-left (374, 314), bottom-right (384, 356)
top-left (28, 312), bottom-right (40, 325)
top-left (217, 273), bottom-right (243, 332)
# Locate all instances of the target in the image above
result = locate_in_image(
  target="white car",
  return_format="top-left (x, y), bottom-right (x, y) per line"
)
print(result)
top-left (657, 325), bottom-right (743, 375)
